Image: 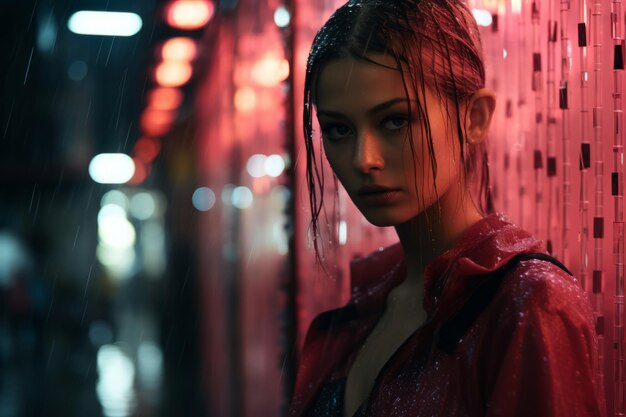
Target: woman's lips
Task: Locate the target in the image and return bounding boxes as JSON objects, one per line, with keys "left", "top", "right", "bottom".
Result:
{"left": 357, "top": 186, "right": 401, "bottom": 206}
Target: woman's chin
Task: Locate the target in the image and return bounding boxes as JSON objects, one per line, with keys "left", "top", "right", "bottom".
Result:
{"left": 361, "top": 212, "right": 407, "bottom": 228}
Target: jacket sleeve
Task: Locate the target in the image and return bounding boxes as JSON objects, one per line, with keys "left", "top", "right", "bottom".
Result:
{"left": 482, "top": 267, "right": 607, "bottom": 417}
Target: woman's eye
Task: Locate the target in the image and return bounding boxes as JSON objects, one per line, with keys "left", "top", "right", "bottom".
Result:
{"left": 383, "top": 116, "right": 409, "bottom": 131}
{"left": 322, "top": 124, "right": 352, "bottom": 140}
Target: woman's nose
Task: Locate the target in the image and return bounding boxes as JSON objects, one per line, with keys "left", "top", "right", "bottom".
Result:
{"left": 353, "top": 131, "right": 385, "bottom": 173}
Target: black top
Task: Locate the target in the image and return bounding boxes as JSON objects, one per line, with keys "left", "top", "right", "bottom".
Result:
{"left": 307, "top": 377, "right": 346, "bottom": 417}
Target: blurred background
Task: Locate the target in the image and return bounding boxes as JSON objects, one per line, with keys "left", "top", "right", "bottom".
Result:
{"left": 0, "top": 0, "right": 624, "bottom": 416}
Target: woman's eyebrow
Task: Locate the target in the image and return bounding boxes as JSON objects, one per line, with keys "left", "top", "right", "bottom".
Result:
{"left": 365, "top": 98, "right": 411, "bottom": 116}
{"left": 317, "top": 98, "right": 411, "bottom": 119}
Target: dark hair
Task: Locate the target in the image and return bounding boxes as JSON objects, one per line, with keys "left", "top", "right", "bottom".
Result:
{"left": 304, "top": 0, "right": 494, "bottom": 259}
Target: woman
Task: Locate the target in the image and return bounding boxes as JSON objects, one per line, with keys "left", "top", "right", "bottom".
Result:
{"left": 289, "top": 1, "right": 606, "bottom": 416}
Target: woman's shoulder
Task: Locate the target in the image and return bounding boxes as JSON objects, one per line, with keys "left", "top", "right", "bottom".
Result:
{"left": 492, "top": 256, "right": 594, "bottom": 329}
{"left": 476, "top": 257, "right": 605, "bottom": 416}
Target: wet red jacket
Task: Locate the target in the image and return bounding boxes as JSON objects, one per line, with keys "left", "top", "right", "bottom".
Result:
{"left": 289, "top": 214, "right": 606, "bottom": 417}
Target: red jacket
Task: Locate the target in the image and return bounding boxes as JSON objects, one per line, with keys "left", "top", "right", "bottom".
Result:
{"left": 289, "top": 214, "right": 606, "bottom": 416}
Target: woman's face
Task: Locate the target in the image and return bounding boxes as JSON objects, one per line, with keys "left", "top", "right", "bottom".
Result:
{"left": 315, "top": 54, "right": 464, "bottom": 227}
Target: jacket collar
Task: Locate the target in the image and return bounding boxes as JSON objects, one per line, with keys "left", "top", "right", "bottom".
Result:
{"left": 348, "top": 213, "right": 545, "bottom": 319}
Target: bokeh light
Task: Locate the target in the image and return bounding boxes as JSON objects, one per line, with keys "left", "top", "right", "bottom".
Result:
{"left": 234, "top": 87, "right": 257, "bottom": 112}
{"left": 192, "top": 187, "right": 216, "bottom": 211}
{"left": 165, "top": 0, "right": 214, "bottom": 30}
{"left": 231, "top": 186, "right": 253, "bottom": 209}
{"left": 472, "top": 8, "right": 493, "bottom": 27}
{"left": 68, "top": 11, "right": 143, "bottom": 37}
{"left": 98, "top": 213, "right": 136, "bottom": 250}
{"left": 148, "top": 87, "right": 183, "bottom": 111}
{"left": 129, "top": 192, "right": 157, "bottom": 220}
{"left": 137, "top": 342, "right": 163, "bottom": 391}
{"left": 246, "top": 154, "right": 267, "bottom": 178}
{"left": 154, "top": 61, "right": 193, "bottom": 87}
{"left": 128, "top": 159, "right": 150, "bottom": 185}
{"left": 68, "top": 60, "right": 88, "bottom": 81}
{"left": 140, "top": 108, "right": 176, "bottom": 136}
{"left": 96, "top": 245, "right": 137, "bottom": 279}
{"left": 251, "top": 55, "right": 290, "bottom": 87}
{"left": 264, "top": 154, "right": 285, "bottom": 177}
{"left": 101, "top": 190, "right": 130, "bottom": 210}
{"left": 89, "top": 154, "right": 135, "bottom": 184}
{"left": 274, "top": 6, "right": 291, "bottom": 28}
{"left": 96, "top": 344, "right": 137, "bottom": 416}
{"left": 98, "top": 204, "right": 127, "bottom": 224}
{"left": 161, "top": 37, "right": 197, "bottom": 61}
{"left": 134, "top": 137, "right": 161, "bottom": 163}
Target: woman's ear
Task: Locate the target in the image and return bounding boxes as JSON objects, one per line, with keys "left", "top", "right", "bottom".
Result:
{"left": 464, "top": 88, "right": 496, "bottom": 145}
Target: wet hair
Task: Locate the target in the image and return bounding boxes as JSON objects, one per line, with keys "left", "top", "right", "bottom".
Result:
{"left": 304, "top": 0, "right": 494, "bottom": 259}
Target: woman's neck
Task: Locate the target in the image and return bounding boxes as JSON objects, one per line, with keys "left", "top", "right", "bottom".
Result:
{"left": 394, "top": 182, "right": 484, "bottom": 290}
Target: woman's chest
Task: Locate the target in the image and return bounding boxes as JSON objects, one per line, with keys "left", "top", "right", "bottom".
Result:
{"left": 344, "top": 311, "right": 427, "bottom": 416}
{"left": 305, "top": 310, "right": 491, "bottom": 417}
{"left": 353, "top": 319, "right": 487, "bottom": 417}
